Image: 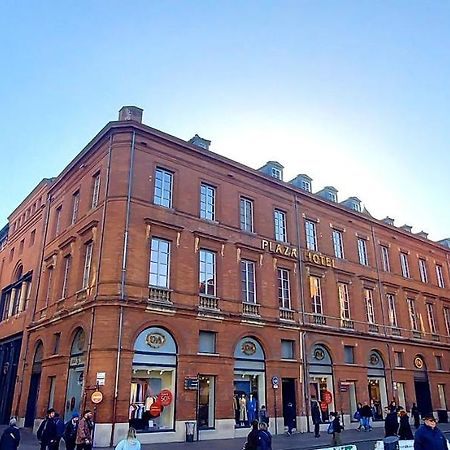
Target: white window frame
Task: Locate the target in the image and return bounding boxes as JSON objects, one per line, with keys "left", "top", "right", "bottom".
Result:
{"left": 71, "top": 191, "right": 80, "bottom": 225}
{"left": 332, "top": 229, "right": 344, "bottom": 259}
{"left": 239, "top": 197, "right": 254, "bottom": 233}
{"left": 309, "top": 276, "right": 323, "bottom": 315}
{"left": 200, "top": 183, "right": 216, "bottom": 221}
{"left": 301, "top": 180, "right": 311, "bottom": 192}
{"left": 271, "top": 167, "right": 282, "bottom": 179}
{"left": 61, "top": 255, "right": 71, "bottom": 299}
{"left": 426, "top": 303, "right": 437, "bottom": 334}
{"left": 91, "top": 172, "right": 101, "bottom": 209}
{"left": 274, "top": 209, "right": 287, "bottom": 242}
{"left": 45, "top": 267, "right": 54, "bottom": 307}
{"left": 149, "top": 238, "right": 171, "bottom": 289}
{"left": 436, "top": 265, "right": 445, "bottom": 288}
{"left": 380, "top": 245, "right": 390, "bottom": 272}
{"left": 444, "top": 307, "right": 450, "bottom": 336}
{"left": 357, "top": 238, "right": 368, "bottom": 266}
{"left": 407, "top": 298, "right": 419, "bottom": 331}
{"left": 328, "top": 191, "right": 337, "bottom": 202}
{"left": 154, "top": 167, "right": 173, "bottom": 208}
{"left": 338, "top": 282, "right": 351, "bottom": 320}
{"left": 277, "top": 268, "right": 291, "bottom": 309}
{"left": 241, "top": 259, "right": 256, "bottom": 304}
{"left": 419, "top": 259, "right": 428, "bottom": 283}
{"left": 55, "top": 206, "right": 62, "bottom": 236}
{"left": 400, "top": 252, "right": 410, "bottom": 278}
{"left": 305, "top": 220, "right": 317, "bottom": 251}
{"left": 364, "top": 288, "right": 376, "bottom": 324}
{"left": 387, "top": 294, "right": 398, "bottom": 328}
{"left": 82, "top": 242, "right": 93, "bottom": 289}
{"left": 438, "top": 384, "right": 447, "bottom": 409}
{"left": 199, "top": 249, "right": 216, "bottom": 297}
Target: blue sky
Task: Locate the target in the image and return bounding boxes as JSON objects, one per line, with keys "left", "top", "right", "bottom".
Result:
{"left": 0, "top": 1, "right": 449, "bottom": 240}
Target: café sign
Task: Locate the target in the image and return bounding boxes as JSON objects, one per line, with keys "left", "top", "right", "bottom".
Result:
{"left": 305, "top": 251, "right": 336, "bottom": 268}
{"left": 261, "top": 239, "right": 298, "bottom": 258}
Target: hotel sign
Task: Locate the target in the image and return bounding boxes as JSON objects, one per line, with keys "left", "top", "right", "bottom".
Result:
{"left": 305, "top": 251, "right": 336, "bottom": 268}
{"left": 261, "top": 239, "right": 298, "bottom": 258}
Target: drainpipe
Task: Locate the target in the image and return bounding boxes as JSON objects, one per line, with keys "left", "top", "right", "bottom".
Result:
{"left": 110, "top": 130, "right": 135, "bottom": 446}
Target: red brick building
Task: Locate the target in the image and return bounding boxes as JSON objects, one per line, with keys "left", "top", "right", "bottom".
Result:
{"left": 0, "top": 106, "right": 449, "bottom": 445}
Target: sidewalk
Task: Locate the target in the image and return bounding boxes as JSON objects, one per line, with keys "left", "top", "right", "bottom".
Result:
{"left": 1, "top": 423, "right": 449, "bottom": 450}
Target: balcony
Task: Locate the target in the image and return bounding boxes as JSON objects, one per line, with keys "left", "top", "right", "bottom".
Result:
{"left": 340, "top": 319, "right": 354, "bottom": 330}
{"left": 242, "top": 302, "right": 260, "bottom": 317}
{"left": 148, "top": 286, "right": 172, "bottom": 303}
{"left": 390, "top": 327, "right": 402, "bottom": 336}
{"left": 279, "top": 308, "right": 295, "bottom": 322}
{"left": 412, "top": 331, "right": 422, "bottom": 339}
{"left": 198, "top": 295, "right": 220, "bottom": 311}
{"left": 309, "top": 314, "right": 327, "bottom": 325}
{"left": 432, "top": 334, "right": 440, "bottom": 342}
{"left": 368, "top": 323, "right": 379, "bottom": 333}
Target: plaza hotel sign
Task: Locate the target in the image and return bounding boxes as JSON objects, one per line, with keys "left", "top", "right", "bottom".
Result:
{"left": 305, "top": 251, "right": 336, "bottom": 268}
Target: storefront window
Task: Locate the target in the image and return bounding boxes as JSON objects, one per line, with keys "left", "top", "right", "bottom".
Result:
{"left": 198, "top": 375, "right": 215, "bottom": 429}
{"left": 130, "top": 327, "right": 176, "bottom": 433}
{"left": 367, "top": 350, "right": 387, "bottom": 420}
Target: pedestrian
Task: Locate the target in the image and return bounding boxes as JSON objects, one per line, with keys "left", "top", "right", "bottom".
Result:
{"left": 330, "top": 411, "right": 343, "bottom": 447}
{"left": 411, "top": 403, "right": 421, "bottom": 429}
{"left": 258, "top": 422, "right": 272, "bottom": 450}
{"left": 311, "top": 397, "right": 322, "bottom": 438}
{"left": 384, "top": 406, "right": 399, "bottom": 437}
{"left": 414, "top": 413, "right": 448, "bottom": 450}
{"left": 398, "top": 409, "right": 413, "bottom": 440}
{"left": 54, "top": 413, "right": 65, "bottom": 449}
{"left": 360, "top": 401, "right": 373, "bottom": 431}
{"left": 258, "top": 405, "right": 269, "bottom": 426}
{"left": 75, "top": 410, "right": 94, "bottom": 450}
{"left": 114, "top": 427, "right": 141, "bottom": 450}
{"left": 37, "top": 408, "right": 58, "bottom": 450}
{"left": 355, "top": 402, "right": 363, "bottom": 431}
{"left": 63, "top": 412, "right": 80, "bottom": 450}
{"left": 284, "top": 402, "right": 296, "bottom": 435}
{"left": 242, "top": 420, "right": 259, "bottom": 450}
{"left": 0, "top": 417, "right": 21, "bottom": 450}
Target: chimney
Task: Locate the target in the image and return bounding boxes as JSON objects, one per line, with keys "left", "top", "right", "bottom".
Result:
{"left": 188, "top": 134, "right": 211, "bottom": 150}
{"left": 118, "top": 106, "right": 143, "bottom": 123}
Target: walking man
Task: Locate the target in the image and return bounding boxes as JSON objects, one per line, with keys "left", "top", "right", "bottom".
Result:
{"left": 76, "top": 410, "right": 94, "bottom": 450}
{"left": 414, "top": 414, "right": 448, "bottom": 450}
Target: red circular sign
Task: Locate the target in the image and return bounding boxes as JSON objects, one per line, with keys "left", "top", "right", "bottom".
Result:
{"left": 158, "top": 389, "right": 173, "bottom": 407}
{"left": 322, "top": 390, "right": 333, "bottom": 404}
{"left": 320, "top": 401, "right": 328, "bottom": 412}
{"left": 149, "top": 403, "right": 162, "bottom": 417}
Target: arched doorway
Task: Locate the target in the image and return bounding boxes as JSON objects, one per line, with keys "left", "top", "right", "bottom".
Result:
{"left": 308, "top": 344, "right": 335, "bottom": 423}
{"left": 65, "top": 328, "right": 86, "bottom": 418}
{"left": 367, "top": 350, "right": 388, "bottom": 420}
{"left": 233, "top": 337, "right": 266, "bottom": 428}
{"left": 25, "top": 341, "right": 43, "bottom": 427}
{"left": 129, "top": 327, "right": 177, "bottom": 432}
{"left": 413, "top": 355, "right": 432, "bottom": 416}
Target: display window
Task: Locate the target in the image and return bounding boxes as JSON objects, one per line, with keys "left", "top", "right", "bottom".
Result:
{"left": 367, "top": 350, "right": 387, "bottom": 421}
{"left": 65, "top": 328, "right": 85, "bottom": 419}
{"left": 198, "top": 375, "right": 215, "bottom": 429}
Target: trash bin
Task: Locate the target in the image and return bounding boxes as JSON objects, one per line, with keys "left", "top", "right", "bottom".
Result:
{"left": 383, "top": 436, "right": 399, "bottom": 450}
{"left": 437, "top": 410, "right": 448, "bottom": 423}
{"left": 185, "top": 421, "right": 196, "bottom": 442}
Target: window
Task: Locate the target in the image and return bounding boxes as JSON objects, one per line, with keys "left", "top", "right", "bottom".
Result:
{"left": 91, "top": 172, "right": 101, "bottom": 208}
{"left": 387, "top": 294, "right": 398, "bottom": 327}
{"left": 19, "top": 239, "right": 24, "bottom": 254}
{"left": 380, "top": 246, "right": 390, "bottom": 272}
{"left": 419, "top": 259, "right": 428, "bottom": 283}
{"left": 61, "top": 255, "right": 72, "bottom": 299}
{"left": 274, "top": 209, "right": 287, "bottom": 242}
{"left": 154, "top": 168, "right": 173, "bottom": 208}
{"left": 328, "top": 191, "right": 337, "bottom": 202}
{"left": 426, "top": 303, "right": 437, "bottom": 334}
{"left": 444, "top": 307, "right": 450, "bottom": 336}
{"left": 436, "top": 356, "right": 443, "bottom": 371}
{"left": 357, "top": 238, "right": 368, "bottom": 266}
{"left": 301, "top": 180, "right": 311, "bottom": 192}
{"left": 55, "top": 206, "right": 62, "bottom": 236}
{"left": 45, "top": 267, "right": 54, "bottom": 306}
{"left": 53, "top": 333, "right": 61, "bottom": 355}
{"left": 394, "top": 351, "right": 404, "bottom": 367}
{"left": 407, "top": 298, "right": 419, "bottom": 331}
{"left": 71, "top": 191, "right": 80, "bottom": 225}
{"left": 344, "top": 346, "right": 355, "bottom": 364}
{"left": 281, "top": 340, "right": 295, "bottom": 359}
{"left": 82, "top": 242, "right": 93, "bottom": 289}
{"left": 305, "top": 220, "right": 317, "bottom": 251}
{"left": 271, "top": 167, "right": 282, "bottom": 179}
{"left": 332, "top": 230, "right": 344, "bottom": 259}
{"left": 199, "top": 331, "right": 216, "bottom": 354}
{"left": 436, "top": 265, "right": 445, "bottom": 288}
{"left": 338, "top": 283, "right": 350, "bottom": 319}
{"left": 48, "top": 376, "right": 56, "bottom": 409}
{"left": 198, "top": 375, "right": 215, "bottom": 429}
{"left": 364, "top": 288, "right": 375, "bottom": 324}
{"left": 200, "top": 183, "right": 215, "bottom": 221}
{"left": 438, "top": 384, "right": 447, "bottom": 410}
{"left": 240, "top": 197, "right": 254, "bottom": 232}
{"left": 309, "top": 276, "right": 323, "bottom": 315}
{"left": 30, "top": 229, "right": 36, "bottom": 246}
{"left": 400, "top": 252, "right": 410, "bottom": 278}
{"left": 149, "top": 238, "right": 170, "bottom": 288}
{"left": 241, "top": 260, "right": 256, "bottom": 304}
{"left": 199, "top": 249, "right": 216, "bottom": 296}
{"left": 277, "top": 268, "right": 291, "bottom": 309}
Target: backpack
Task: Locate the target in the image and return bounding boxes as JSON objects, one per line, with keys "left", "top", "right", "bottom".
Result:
{"left": 327, "top": 422, "right": 334, "bottom": 434}
{"left": 353, "top": 411, "right": 361, "bottom": 420}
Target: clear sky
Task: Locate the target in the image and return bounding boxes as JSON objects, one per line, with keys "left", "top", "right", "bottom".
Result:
{"left": 0, "top": 0, "right": 449, "bottom": 241}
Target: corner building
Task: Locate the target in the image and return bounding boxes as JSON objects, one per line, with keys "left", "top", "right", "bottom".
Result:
{"left": 1, "top": 107, "right": 449, "bottom": 445}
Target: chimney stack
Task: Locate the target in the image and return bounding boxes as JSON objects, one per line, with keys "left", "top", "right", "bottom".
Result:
{"left": 118, "top": 106, "right": 143, "bottom": 123}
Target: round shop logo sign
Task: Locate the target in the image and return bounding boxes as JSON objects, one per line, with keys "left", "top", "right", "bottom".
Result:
{"left": 241, "top": 341, "right": 257, "bottom": 356}
{"left": 414, "top": 356, "right": 424, "bottom": 369}
{"left": 146, "top": 332, "right": 166, "bottom": 348}
{"left": 313, "top": 348, "right": 325, "bottom": 361}
{"left": 370, "top": 353, "right": 380, "bottom": 366}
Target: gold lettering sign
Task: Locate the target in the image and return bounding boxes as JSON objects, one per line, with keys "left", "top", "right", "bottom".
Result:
{"left": 261, "top": 240, "right": 298, "bottom": 259}
{"left": 305, "top": 251, "right": 336, "bottom": 268}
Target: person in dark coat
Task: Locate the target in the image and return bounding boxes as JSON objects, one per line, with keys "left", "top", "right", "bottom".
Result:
{"left": 243, "top": 420, "right": 259, "bottom": 450}
{"left": 63, "top": 412, "right": 80, "bottom": 450}
{"left": 258, "top": 405, "right": 269, "bottom": 426}
{"left": 311, "top": 397, "right": 322, "bottom": 438}
{"left": 258, "top": 422, "right": 272, "bottom": 450}
{"left": 384, "top": 407, "right": 399, "bottom": 437}
{"left": 0, "top": 417, "right": 21, "bottom": 450}
{"left": 414, "top": 414, "right": 448, "bottom": 450}
{"left": 54, "top": 413, "right": 65, "bottom": 449}
{"left": 411, "top": 403, "right": 421, "bottom": 429}
{"left": 37, "top": 408, "right": 58, "bottom": 450}
{"left": 360, "top": 401, "right": 373, "bottom": 431}
{"left": 398, "top": 409, "right": 414, "bottom": 440}
{"left": 330, "top": 412, "right": 343, "bottom": 447}
{"left": 284, "top": 402, "right": 296, "bottom": 435}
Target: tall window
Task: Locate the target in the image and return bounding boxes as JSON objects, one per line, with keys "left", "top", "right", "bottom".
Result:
{"left": 199, "top": 249, "right": 216, "bottom": 296}
{"left": 274, "top": 209, "right": 287, "bottom": 242}
{"left": 309, "top": 276, "right": 323, "bottom": 315}
{"left": 436, "top": 265, "right": 445, "bottom": 288}
{"left": 277, "top": 268, "right": 291, "bottom": 309}
{"left": 400, "top": 252, "right": 410, "bottom": 278}
{"left": 407, "top": 298, "right": 419, "bottom": 331}
{"left": 344, "top": 346, "right": 355, "bottom": 364}
{"left": 438, "top": 384, "right": 447, "bottom": 410}
{"left": 394, "top": 352, "right": 404, "bottom": 367}
{"left": 426, "top": 303, "right": 437, "bottom": 334}
{"left": 200, "top": 183, "right": 215, "bottom": 220}
{"left": 444, "top": 307, "right": 450, "bottom": 336}
{"left": 364, "top": 288, "right": 375, "bottom": 324}
{"left": 338, "top": 283, "right": 351, "bottom": 320}
{"left": 61, "top": 255, "right": 72, "bottom": 299}
{"left": 332, "top": 230, "right": 344, "bottom": 259}
{"left": 45, "top": 267, "right": 54, "bottom": 306}
{"left": 154, "top": 168, "right": 173, "bottom": 208}
{"left": 55, "top": 206, "right": 62, "bottom": 236}
{"left": 240, "top": 197, "right": 254, "bottom": 232}
{"left": 417, "top": 258, "right": 428, "bottom": 283}
{"left": 357, "top": 238, "right": 368, "bottom": 266}
{"left": 82, "top": 242, "right": 93, "bottom": 289}
{"left": 149, "top": 238, "right": 170, "bottom": 288}
{"left": 71, "top": 191, "right": 80, "bottom": 225}
{"left": 387, "top": 294, "right": 398, "bottom": 327}
{"left": 91, "top": 172, "right": 101, "bottom": 208}
{"left": 241, "top": 260, "right": 256, "bottom": 303}
{"left": 305, "top": 220, "right": 317, "bottom": 251}
{"left": 380, "top": 245, "right": 390, "bottom": 272}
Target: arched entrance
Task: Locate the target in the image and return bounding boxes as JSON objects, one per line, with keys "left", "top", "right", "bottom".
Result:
{"left": 367, "top": 350, "right": 388, "bottom": 420}
{"left": 233, "top": 337, "right": 266, "bottom": 428}
{"left": 308, "top": 344, "right": 335, "bottom": 423}
{"left": 24, "top": 341, "right": 43, "bottom": 427}
{"left": 413, "top": 355, "right": 432, "bottom": 416}
{"left": 129, "top": 327, "right": 177, "bottom": 432}
{"left": 65, "top": 328, "right": 86, "bottom": 418}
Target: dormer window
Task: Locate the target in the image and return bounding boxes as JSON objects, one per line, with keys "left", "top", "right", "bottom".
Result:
{"left": 301, "top": 180, "right": 311, "bottom": 192}
{"left": 328, "top": 191, "right": 337, "bottom": 202}
{"left": 351, "top": 202, "right": 361, "bottom": 212}
{"left": 258, "top": 161, "right": 284, "bottom": 181}
{"left": 271, "top": 167, "right": 282, "bottom": 180}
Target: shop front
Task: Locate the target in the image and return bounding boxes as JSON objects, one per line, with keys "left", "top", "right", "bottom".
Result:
{"left": 367, "top": 350, "right": 388, "bottom": 421}
{"left": 25, "top": 341, "right": 43, "bottom": 427}
{"left": 413, "top": 355, "right": 432, "bottom": 416}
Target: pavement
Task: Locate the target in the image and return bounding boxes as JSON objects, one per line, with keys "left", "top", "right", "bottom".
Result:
{"left": 1, "top": 423, "right": 449, "bottom": 449}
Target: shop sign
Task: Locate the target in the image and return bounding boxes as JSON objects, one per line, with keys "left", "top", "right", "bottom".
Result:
{"left": 414, "top": 356, "right": 424, "bottom": 369}
{"left": 158, "top": 389, "right": 173, "bottom": 406}
{"left": 184, "top": 377, "right": 199, "bottom": 390}
{"left": 261, "top": 240, "right": 298, "bottom": 259}
{"left": 322, "top": 390, "right": 333, "bottom": 404}
{"left": 320, "top": 401, "right": 328, "bottom": 412}
{"left": 69, "top": 355, "right": 85, "bottom": 367}
{"left": 91, "top": 391, "right": 103, "bottom": 404}
{"left": 149, "top": 402, "right": 162, "bottom": 417}
{"left": 146, "top": 332, "right": 166, "bottom": 349}
{"left": 241, "top": 340, "right": 257, "bottom": 356}
{"left": 339, "top": 383, "right": 349, "bottom": 393}
{"left": 305, "top": 251, "right": 336, "bottom": 268}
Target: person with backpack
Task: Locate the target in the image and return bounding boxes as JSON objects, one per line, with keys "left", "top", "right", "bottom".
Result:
{"left": 0, "top": 417, "right": 20, "bottom": 450}
{"left": 329, "top": 411, "right": 343, "bottom": 447}
{"left": 37, "top": 408, "right": 58, "bottom": 450}
{"left": 63, "top": 412, "right": 80, "bottom": 450}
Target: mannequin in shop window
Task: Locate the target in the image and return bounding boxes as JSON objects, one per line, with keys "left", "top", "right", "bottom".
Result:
{"left": 247, "top": 394, "right": 257, "bottom": 424}
{"left": 239, "top": 394, "right": 248, "bottom": 426}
